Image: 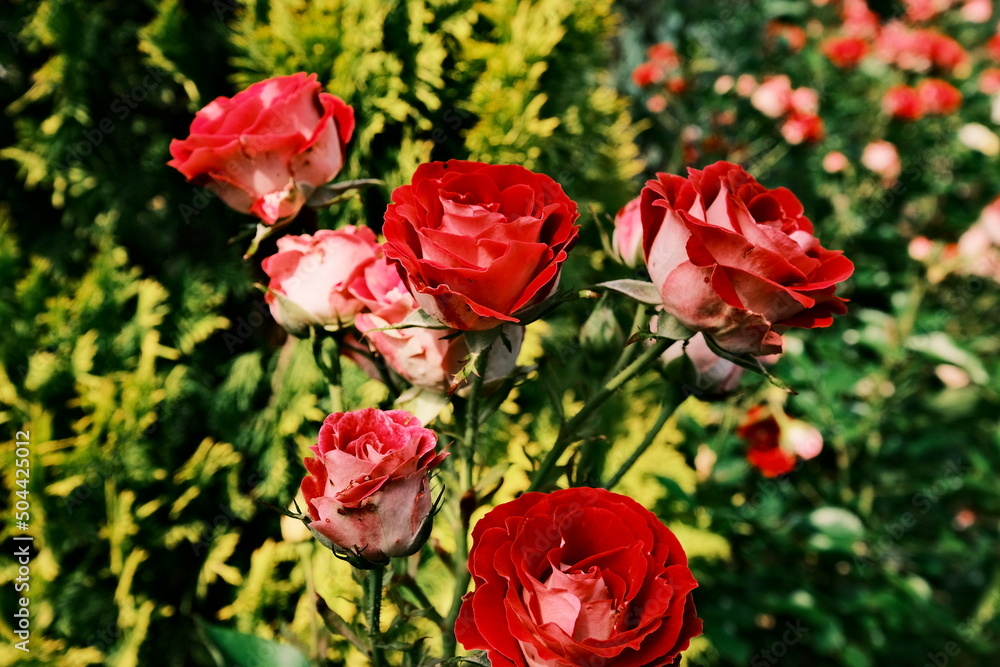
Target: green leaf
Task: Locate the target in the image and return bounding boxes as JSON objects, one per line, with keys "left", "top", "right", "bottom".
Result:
{"left": 306, "top": 179, "right": 383, "bottom": 208}
{"left": 654, "top": 309, "right": 695, "bottom": 341}
{"left": 201, "top": 623, "right": 312, "bottom": 667}
{"left": 597, "top": 279, "right": 662, "bottom": 305}
{"left": 807, "top": 507, "right": 865, "bottom": 553}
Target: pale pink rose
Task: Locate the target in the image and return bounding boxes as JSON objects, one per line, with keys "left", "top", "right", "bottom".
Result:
{"left": 714, "top": 75, "right": 735, "bottom": 94}
{"left": 301, "top": 409, "right": 447, "bottom": 564}
{"left": 909, "top": 236, "right": 935, "bottom": 261}
{"left": 646, "top": 94, "right": 668, "bottom": 113}
{"left": 957, "top": 197, "right": 1000, "bottom": 280}
{"left": 780, "top": 419, "right": 824, "bottom": 460}
{"left": 611, "top": 197, "right": 644, "bottom": 267}
{"left": 751, "top": 75, "right": 793, "bottom": 118}
{"left": 351, "top": 256, "right": 522, "bottom": 393}
{"left": 789, "top": 87, "right": 820, "bottom": 115}
{"left": 961, "top": 0, "right": 993, "bottom": 22}
{"left": 861, "top": 140, "right": 902, "bottom": 185}
{"left": 736, "top": 74, "right": 758, "bottom": 97}
{"left": 261, "top": 226, "right": 379, "bottom": 334}
{"left": 823, "top": 151, "right": 849, "bottom": 173}
{"left": 169, "top": 73, "right": 354, "bottom": 225}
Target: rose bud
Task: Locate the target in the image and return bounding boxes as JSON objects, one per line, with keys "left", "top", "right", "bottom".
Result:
{"left": 861, "top": 140, "right": 902, "bottom": 185}
{"left": 168, "top": 73, "right": 355, "bottom": 225}
{"left": 350, "top": 255, "right": 523, "bottom": 393}
{"left": 661, "top": 331, "right": 745, "bottom": 398}
{"left": 823, "top": 151, "right": 849, "bottom": 174}
{"left": 382, "top": 160, "right": 580, "bottom": 331}
{"left": 261, "top": 226, "right": 379, "bottom": 335}
{"left": 456, "top": 487, "right": 702, "bottom": 667}
{"left": 916, "top": 78, "right": 963, "bottom": 115}
{"left": 640, "top": 161, "right": 854, "bottom": 355}
{"left": 610, "top": 197, "right": 644, "bottom": 267}
{"left": 301, "top": 409, "right": 447, "bottom": 565}
{"left": 822, "top": 36, "right": 869, "bottom": 68}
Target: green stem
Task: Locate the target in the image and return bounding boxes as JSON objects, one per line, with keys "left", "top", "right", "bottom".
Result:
{"left": 604, "top": 391, "right": 679, "bottom": 489}
{"left": 605, "top": 301, "right": 647, "bottom": 382}
{"left": 528, "top": 338, "right": 673, "bottom": 493}
{"left": 311, "top": 327, "right": 344, "bottom": 413}
{"left": 441, "top": 349, "right": 489, "bottom": 658}
{"left": 367, "top": 566, "right": 386, "bottom": 667}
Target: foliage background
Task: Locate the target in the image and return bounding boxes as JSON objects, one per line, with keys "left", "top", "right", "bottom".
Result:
{"left": 1, "top": 0, "right": 998, "bottom": 666}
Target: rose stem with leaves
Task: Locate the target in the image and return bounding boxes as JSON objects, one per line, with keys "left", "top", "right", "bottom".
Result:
{"left": 368, "top": 565, "right": 387, "bottom": 667}
{"left": 310, "top": 326, "right": 344, "bottom": 413}
{"left": 441, "top": 348, "right": 489, "bottom": 658}
{"left": 604, "top": 386, "right": 681, "bottom": 489}
{"left": 528, "top": 337, "right": 674, "bottom": 493}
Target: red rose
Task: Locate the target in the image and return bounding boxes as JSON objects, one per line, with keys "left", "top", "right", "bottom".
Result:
{"left": 301, "top": 409, "right": 447, "bottom": 564}
{"left": 632, "top": 62, "right": 666, "bottom": 87}
{"left": 916, "top": 78, "right": 963, "bottom": 115}
{"left": 821, "top": 36, "right": 869, "bottom": 68}
{"left": 780, "top": 111, "right": 825, "bottom": 145}
{"left": 382, "top": 160, "right": 579, "bottom": 331}
{"left": 883, "top": 84, "right": 925, "bottom": 121}
{"left": 988, "top": 35, "right": 1000, "bottom": 63}
{"left": 261, "top": 226, "right": 379, "bottom": 335}
{"left": 168, "top": 73, "right": 354, "bottom": 225}
{"left": 738, "top": 405, "right": 823, "bottom": 477}
{"left": 350, "top": 255, "right": 523, "bottom": 393}
{"left": 456, "top": 487, "right": 702, "bottom": 667}
{"left": 641, "top": 161, "right": 854, "bottom": 355}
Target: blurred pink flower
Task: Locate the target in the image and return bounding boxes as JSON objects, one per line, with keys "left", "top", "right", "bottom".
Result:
{"left": 862, "top": 140, "right": 902, "bottom": 184}
{"left": 823, "top": 151, "right": 849, "bottom": 173}
{"left": 751, "top": 75, "right": 793, "bottom": 118}
{"left": 961, "top": 0, "right": 993, "bottom": 22}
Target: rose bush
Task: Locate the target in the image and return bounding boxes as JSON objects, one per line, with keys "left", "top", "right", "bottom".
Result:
{"left": 261, "top": 226, "right": 379, "bottom": 334}
{"left": 300, "top": 408, "right": 447, "bottom": 564}
{"left": 382, "top": 160, "right": 579, "bottom": 331}
{"left": 640, "top": 161, "right": 854, "bottom": 355}
{"left": 456, "top": 487, "right": 702, "bottom": 667}
{"left": 168, "top": 72, "right": 354, "bottom": 225}
{"left": 350, "top": 255, "right": 523, "bottom": 393}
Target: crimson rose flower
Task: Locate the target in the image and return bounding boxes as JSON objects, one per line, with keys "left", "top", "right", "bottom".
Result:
{"left": 456, "top": 487, "right": 702, "bottom": 667}
{"left": 168, "top": 73, "right": 354, "bottom": 225}
{"left": 641, "top": 161, "right": 854, "bottom": 355}
{"left": 301, "top": 409, "right": 447, "bottom": 564}
{"left": 382, "top": 160, "right": 579, "bottom": 331}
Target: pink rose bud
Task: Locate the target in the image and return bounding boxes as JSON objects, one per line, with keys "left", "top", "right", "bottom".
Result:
{"left": 261, "top": 226, "right": 379, "bottom": 335}
{"left": 823, "top": 151, "right": 849, "bottom": 174}
{"left": 168, "top": 73, "right": 355, "bottom": 225}
{"left": 351, "top": 256, "right": 523, "bottom": 393}
{"left": 301, "top": 409, "right": 447, "bottom": 565}
{"left": 962, "top": 0, "right": 993, "bottom": 22}
{"left": 789, "top": 87, "right": 819, "bottom": 115}
{"left": 780, "top": 419, "right": 824, "bottom": 460}
{"left": 908, "top": 236, "right": 935, "bottom": 261}
{"left": 660, "top": 332, "right": 745, "bottom": 397}
{"left": 735, "top": 74, "right": 758, "bottom": 97}
{"left": 640, "top": 162, "right": 854, "bottom": 355}
{"left": 611, "top": 197, "right": 644, "bottom": 267}
{"left": 750, "top": 75, "right": 793, "bottom": 118}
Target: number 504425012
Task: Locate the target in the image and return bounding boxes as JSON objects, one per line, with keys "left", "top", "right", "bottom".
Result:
{"left": 14, "top": 431, "right": 30, "bottom": 530}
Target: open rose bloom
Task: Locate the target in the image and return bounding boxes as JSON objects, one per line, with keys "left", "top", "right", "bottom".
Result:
{"left": 383, "top": 160, "right": 579, "bottom": 331}
{"left": 738, "top": 405, "right": 823, "bottom": 477}
{"left": 456, "top": 487, "right": 702, "bottom": 667}
{"left": 641, "top": 161, "right": 854, "bottom": 355}
{"left": 301, "top": 409, "right": 447, "bottom": 564}
{"left": 168, "top": 73, "right": 354, "bottom": 225}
